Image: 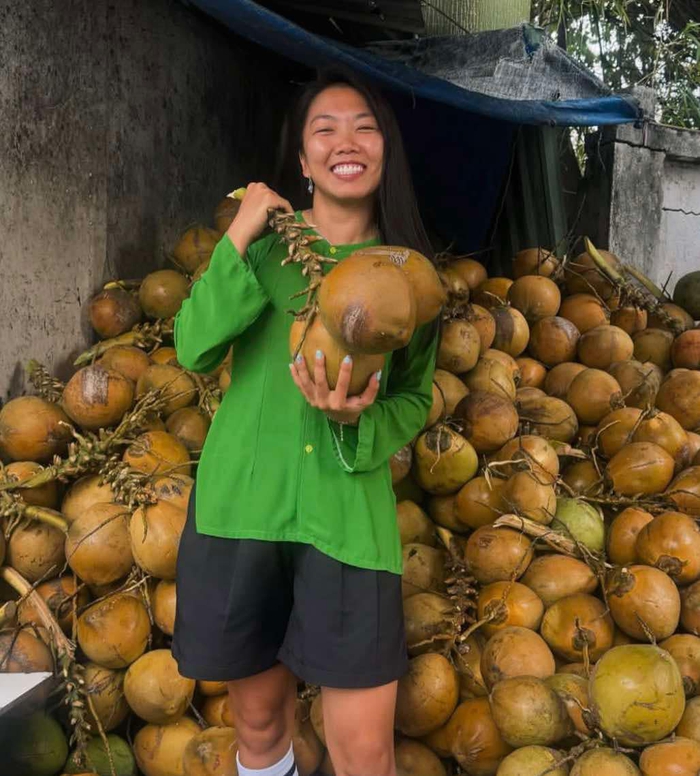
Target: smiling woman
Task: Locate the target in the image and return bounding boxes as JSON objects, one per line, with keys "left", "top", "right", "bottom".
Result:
{"left": 172, "top": 69, "right": 439, "bottom": 776}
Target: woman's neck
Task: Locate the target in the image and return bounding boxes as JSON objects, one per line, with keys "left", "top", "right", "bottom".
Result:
{"left": 304, "top": 196, "right": 378, "bottom": 246}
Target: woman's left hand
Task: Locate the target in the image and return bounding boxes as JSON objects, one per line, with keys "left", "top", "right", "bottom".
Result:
{"left": 290, "top": 352, "right": 381, "bottom": 425}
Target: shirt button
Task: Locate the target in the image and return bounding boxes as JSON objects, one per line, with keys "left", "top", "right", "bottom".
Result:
{"left": 329, "top": 246, "right": 337, "bottom": 255}
{"left": 305, "top": 444, "right": 314, "bottom": 454}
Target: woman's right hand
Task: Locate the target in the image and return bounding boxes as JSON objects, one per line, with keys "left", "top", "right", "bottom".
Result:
{"left": 227, "top": 182, "right": 294, "bottom": 256}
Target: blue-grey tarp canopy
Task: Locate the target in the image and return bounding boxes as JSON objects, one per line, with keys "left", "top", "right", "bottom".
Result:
{"left": 183, "top": 0, "right": 641, "bottom": 250}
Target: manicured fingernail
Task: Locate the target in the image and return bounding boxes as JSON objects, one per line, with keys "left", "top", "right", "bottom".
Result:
{"left": 316, "top": 350, "right": 323, "bottom": 360}
{"left": 296, "top": 354, "right": 303, "bottom": 363}
{"left": 376, "top": 370, "right": 382, "bottom": 381}
{"left": 343, "top": 355, "right": 352, "bottom": 364}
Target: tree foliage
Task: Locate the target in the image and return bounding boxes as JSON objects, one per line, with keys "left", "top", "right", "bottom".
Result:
{"left": 531, "top": 1, "right": 700, "bottom": 128}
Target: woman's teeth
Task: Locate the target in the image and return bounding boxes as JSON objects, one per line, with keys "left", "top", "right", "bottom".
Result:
{"left": 333, "top": 164, "right": 364, "bottom": 176}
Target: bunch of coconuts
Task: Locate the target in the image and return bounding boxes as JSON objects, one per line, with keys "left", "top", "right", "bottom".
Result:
{"left": 2, "top": 189, "right": 700, "bottom": 776}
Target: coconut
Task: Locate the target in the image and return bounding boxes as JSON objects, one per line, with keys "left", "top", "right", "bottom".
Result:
{"left": 490, "top": 435, "right": 559, "bottom": 484}
{"left": 200, "top": 695, "right": 234, "bottom": 728}
{"left": 413, "top": 425, "right": 478, "bottom": 495}
{"left": 543, "top": 363, "right": 586, "bottom": 400}
{"left": 667, "top": 466, "right": 700, "bottom": 516}
{"left": 131, "top": 717, "right": 200, "bottom": 776}
{"left": 139, "top": 269, "right": 189, "bottom": 319}
{"left": 607, "top": 508, "right": 654, "bottom": 566}
{"left": 455, "top": 391, "right": 519, "bottom": 454}
{"left": 515, "top": 357, "right": 547, "bottom": 388}
{"left": 463, "top": 358, "right": 516, "bottom": 401}
{"left": 65, "top": 502, "right": 133, "bottom": 586}
{"left": 465, "top": 526, "right": 533, "bottom": 585}
{"left": 480, "top": 627, "right": 555, "bottom": 689}
{"left": 425, "top": 383, "right": 446, "bottom": 428}
{"left": 152, "top": 580, "right": 177, "bottom": 636}
{"left": 3, "top": 461, "right": 60, "bottom": 508}
{"left": 672, "top": 329, "right": 700, "bottom": 371}
{"left": 454, "top": 476, "right": 507, "bottom": 530}
{"left": 611, "top": 305, "right": 647, "bottom": 335}
{"left": 648, "top": 302, "right": 695, "bottom": 333}
{"left": 64, "top": 733, "right": 136, "bottom": 775}
{"left": 165, "top": 407, "right": 210, "bottom": 453}
{"left": 402, "top": 543, "right": 446, "bottom": 598}
{"left": 0, "top": 396, "right": 72, "bottom": 462}
{"left": 551, "top": 497, "right": 605, "bottom": 554}
{"left": 541, "top": 593, "right": 614, "bottom": 662}
{"left": 0, "top": 629, "right": 54, "bottom": 672}
{"left": 605, "top": 565, "right": 680, "bottom": 641}
{"left": 152, "top": 474, "right": 194, "bottom": 511}
{"left": 477, "top": 581, "right": 544, "bottom": 637}
{"left": 395, "top": 739, "right": 445, "bottom": 776}
{"left": 516, "top": 394, "right": 579, "bottom": 442}
{"left": 683, "top": 582, "right": 700, "bottom": 635}
{"left": 520, "top": 555, "right": 598, "bottom": 607}
{"left": 606, "top": 442, "right": 675, "bottom": 495}
{"left": 130, "top": 501, "right": 186, "bottom": 580}
{"left": 473, "top": 278, "right": 513, "bottom": 309}
{"left": 569, "top": 748, "right": 641, "bottom": 776}
{"left": 394, "top": 473, "right": 427, "bottom": 507}
{"left": 182, "top": 726, "right": 238, "bottom": 776}
{"left": 657, "top": 370, "right": 700, "bottom": 431}
{"left": 507, "top": 276, "right": 561, "bottom": 323}
{"left": 123, "top": 430, "right": 191, "bottom": 477}
{"left": 62, "top": 364, "right": 134, "bottom": 431}
{"left": 528, "top": 316, "right": 580, "bottom": 367}
{"left": 635, "top": 511, "right": 700, "bottom": 585}
{"left": 545, "top": 673, "right": 592, "bottom": 736}
{"left": 318, "top": 252, "right": 416, "bottom": 354}
{"left": 437, "top": 320, "right": 481, "bottom": 374}
{"left": 561, "top": 460, "right": 602, "bottom": 496}
{"left": 150, "top": 347, "right": 179, "bottom": 366}
{"left": 61, "top": 475, "right": 115, "bottom": 524}
{"left": 513, "top": 248, "right": 559, "bottom": 279}
{"left": 197, "top": 680, "right": 227, "bottom": 697}
{"left": 462, "top": 305, "right": 497, "bottom": 354}
{"left": 136, "top": 364, "right": 197, "bottom": 417}
{"left": 391, "top": 446, "right": 413, "bottom": 485}
{"left": 290, "top": 316, "right": 385, "bottom": 396}
{"left": 433, "top": 369, "right": 469, "bottom": 416}
{"left": 6, "top": 519, "right": 66, "bottom": 583}
{"left": 503, "top": 471, "right": 556, "bottom": 525}
{"left": 496, "top": 746, "right": 567, "bottom": 776}
{"left": 632, "top": 329, "right": 674, "bottom": 373}
{"left": 448, "top": 257, "right": 488, "bottom": 289}
{"left": 566, "top": 369, "right": 623, "bottom": 425}
{"left": 427, "top": 495, "right": 463, "bottom": 532}
{"left": 596, "top": 407, "right": 644, "bottom": 458}
{"left": 395, "top": 653, "right": 459, "bottom": 736}
{"left": 674, "top": 271, "right": 700, "bottom": 319}
{"left": 98, "top": 345, "right": 151, "bottom": 384}
{"left": 173, "top": 225, "right": 220, "bottom": 274}
{"left": 397, "top": 501, "right": 435, "bottom": 547}
{"left": 293, "top": 701, "right": 324, "bottom": 776}
{"left": 422, "top": 697, "right": 512, "bottom": 773}
{"left": 3, "top": 712, "right": 69, "bottom": 776}
{"left": 490, "top": 307, "right": 530, "bottom": 357}
{"left": 403, "top": 592, "right": 455, "bottom": 655}
{"left": 565, "top": 249, "right": 621, "bottom": 300}
{"left": 578, "top": 325, "right": 634, "bottom": 370}
{"left": 440, "top": 266, "right": 470, "bottom": 298}
{"left": 18, "top": 575, "right": 90, "bottom": 635}
{"left": 483, "top": 349, "right": 520, "bottom": 380}
{"left": 559, "top": 293, "right": 609, "bottom": 334}
{"left": 83, "top": 662, "right": 129, "bottom": 732}
{"left": 677, "top": 696, "right": 700, "bottom": 742}
{"left": 453, "top": 634, "right": 489, "bottom": 699}
{"left": 77, "top": 593, "right": 151, "bottom": 669}
{"left": 124, "top": 649, "right": 195, "bottom": 724}
{"left": 89, "top": 288, "right": 142, "bottom": 339}
{"left": 609, "top": 359, "right": 663, "bottom": 410}
{"left": 639, "top": 737, "right": 700, "bottom": 776}
{"left": 659, "top": 634, "right": 700, "bottom": 698}
{"left": 490, "top": 675, "right": 571, "bottom": 747}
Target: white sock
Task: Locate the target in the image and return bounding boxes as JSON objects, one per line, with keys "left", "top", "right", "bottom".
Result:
{"left": 236, "top": 743, "right": 299, "bottom": 776}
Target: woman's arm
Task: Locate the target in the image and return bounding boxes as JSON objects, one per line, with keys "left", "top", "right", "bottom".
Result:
{"left": 327, "top": 319, "right": 439, "bottom": 474}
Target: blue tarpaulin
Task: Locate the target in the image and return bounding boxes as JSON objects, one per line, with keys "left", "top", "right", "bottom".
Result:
{"left": 184, "top": 0, "right": 641, "bottom": 251}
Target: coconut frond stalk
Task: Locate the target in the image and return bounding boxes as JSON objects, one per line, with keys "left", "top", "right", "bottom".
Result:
{"left": 435, "top": 526, "right": 478, "bottom": 633}
{"left": 97, "top": 458, "right": 158, "bottom": 509}
{"left": 74, "top": 319, "right": 174, "bottom": 367}
{"left": 228, "top": 189, "right": 332, "bottom": 357}
{"left": 0, "top": 491, "right": 69, "bottom": 533}
{"left": 103, "top": 278, "right": 142, "bottom": 291}
{"left": 26, "top": 360, "right": 65, "bottom": 403}
{"left": 0, "top": 389, "right": 166, "bottom": 493}
{"left": 188, "top": 372, "right": 221, "bottom": 418}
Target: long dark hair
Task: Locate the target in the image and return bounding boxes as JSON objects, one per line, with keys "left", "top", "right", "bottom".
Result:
{"left": 287, "top": 69, "right": 433, "bottom": 260}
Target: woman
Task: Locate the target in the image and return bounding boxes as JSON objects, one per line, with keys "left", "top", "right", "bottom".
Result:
{"left": 173, "top": 70, "right": 439, "bottom": 776}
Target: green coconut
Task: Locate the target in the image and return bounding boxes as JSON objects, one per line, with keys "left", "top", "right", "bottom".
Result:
{"left": 673, "top": 270, "right": 700, "bottom": 321}
{"left": 1, "top": 712, "right": 69, "bottom": 776}
{"left": 551, "top": 497, "right": 605, "bottom": 553}
{"left": 64, "top": 734, "right": 136, "bottom": 776}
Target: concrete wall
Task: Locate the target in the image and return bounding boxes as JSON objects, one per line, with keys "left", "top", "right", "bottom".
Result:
{"left": 0, "top": 0, "right": 290, "bottom": 400}
{"left": 582, "top": 94, "right": 700, "bottom": 296}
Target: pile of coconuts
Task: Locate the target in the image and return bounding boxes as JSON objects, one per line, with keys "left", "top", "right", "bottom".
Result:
{"left": 1, "top": 188, "right": 700, "bottom": 776}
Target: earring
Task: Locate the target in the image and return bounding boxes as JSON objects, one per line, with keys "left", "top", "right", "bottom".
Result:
{"left": 307, "top": 177, "right": 314, "bottom": 194}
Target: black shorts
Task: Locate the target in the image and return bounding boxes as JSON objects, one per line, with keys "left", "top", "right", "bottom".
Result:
{"left": 172, "top": 488, "right": 408, "bottom": 689}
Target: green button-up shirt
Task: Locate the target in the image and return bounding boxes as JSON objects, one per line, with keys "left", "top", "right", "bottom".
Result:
{"left": 174, "top": 213, "right": 438, "bottom": 574}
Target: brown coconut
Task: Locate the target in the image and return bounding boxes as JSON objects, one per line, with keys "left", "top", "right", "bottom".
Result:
{"left": 437, "top": 320, "right": 480, "bottom": 374}
{"left": 543, "top": 362, "right": 587, "bottom": 399}
{"left": 18, "top": 575, "right": 90, "bottom": 635}
{"left": 98, "top": 345, "right": 151, "bottom": 383}
{"left": 465, "top": 526, "right": 533, "bottom": 585}
{"left": 566, "top": 369, "right": 623, "bottom": 425}
{"left": 520, "top": 555, "right": 598, "bottom": 607}
{"left": 596, "top": 407, "right": 644, "bottom": 458}
{"left": 565, "top": 249, "right": 621, "bottom": 300}
{"left": 0, "top": 396, "right": 72, "bottom": 462}
{"left": 62, "top": 364, "right": 134, "bottom": 431}
{"left": 490, "top": 306, "right": 530, "bottom": 357}
{"left": 609, "top": 359, "right": 663, "bottom": 410}
{"left": 636, "top": 510, "right": 700, "bottom": 585}
{"left": 397, "top": 501, "right": 435, "bottom": 547}
{"left": 606, "top": 507, "right": 654, "bottom": 566}
{"left": 659, "top": 634, "right": 700, "bottom": 698}
{"left": 153, "top": 580, "right": 177, "bottom": 636}
{"left": 165, "top": 406, "right": 210, "bottom": 453}
{"left": 507, "top": 276, "right": 561, "bottom": 323}
{"left": 455, "top": 391, "right": 519, "bottom": 454}
{"left": 173, "top": 225, "right": 220, "bottom": 273}
{"left": 412, "top": 425, "right": 478, "bottom": 495}
{"left": 61, "top": 475, "right": 115, "bottom": 524}
{"left": 477, "top": 581, "right": 544, "bottom": 638}
{"left": 667, "top": 466, "right": 700, "bottom": 516}
{"left": 480, "top": 627, "right": 555, "bottom": 689}
{"left": 89, "top": 288, "right": 142, "bottom": 338}
{"left": 513, "top": 248, "right": 559, "bottom": 279}
{"left": 606, "top": 442, "right": 675, "bottom": 495}
{"left": 657, "top": 370, "right": 700, "bottom": 431}
{"left": 136, "top": 364, "right": 197, "bottom": 417}
{"left": 134, "top": 717, "right": 202, "bottom": 776}
{"left": 139, "top": 269, "right": 189, "bottom": 319}
{"left": 672, "top": 329, "right": 700, "bottom": 370}
{"left": 473, "top": 278, "right": 513, "bottom": 309}
{"left": 545, "top": 673, "right": 592, "bottom": 736}
{"left": 515, "top": 357, "right": 547, "bottom": 388}
{"left": 490, "top": 435, "right": 559, "bottom": 484}
{"left": 540, "top": 593, "right": 614, "bottom": 662}
{"left": 123, "top": 430, "right": 191, "bottom": 477}
{"left": 504, "top": 471, "right": 556, "bottom": 525}
{"left": 558, "top": 293, "right": 609, "bottom": 334}
{"left": 130, "top": 502, "right": 186, "bottom": 580}
{"left": 561, "top": 460, "right": 603, "bottom": 496}
{"left": 648, "top": 302, "right": 695, "bottom": 332}
{"left": 83, "top": 662, "right": 130, "bottom": 732}
{"left": 454, "top": 476, "right": 507, "bottom": 530}
{"left": 7, "top": 519, "right": 66, "bottom": 583}
{"left": 182, "top": 726, "right": 238, "bottom": 776}
{"left": 463, "top": 358, "right": 516, "bottom": 401}
{"left": 395, "top": 739, "right": 445, "bottom": 776}
{"left": 516, "top": 394, "right": 579, "bottom": 442}
{"left": 402, "top": 543, "right": 446, "bottom": 598}
{"left": 403, "top": 592, "right": 455, "bottom": 656}
{"left": 3, "top": 461, "right": 59, "bottom": 508}
{"left": 395, "top": 653, "right": 459, "bottom": 737}
{"left": 528, "top": 316, "right": 580, "bottom": 367}
{"left": 0, "top": 629, "right": 53, "bottom": 673}
{"left": 152, "top": 474, "right": 194, "bottom": 511}
{"left": 578, "top": 325, "right": 634, "bottom": 370}
{"left": 611, "top": 304, "right": 647, "bottom": 335}
{"left": 433, "top": 369, "right": 469, "bottom": 416}
{"left": 639, "top": 737, "right": 700, "bottom": 776}
{"left": 124, "top": 648, "right": 195, "bottom": 724}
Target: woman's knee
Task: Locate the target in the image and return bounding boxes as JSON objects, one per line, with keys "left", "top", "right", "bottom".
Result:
{"left": 330, "top": 739, "right": 395, "bottom": 776}
{"left": 230, "top": 699, "right": 290, "bottom": 752}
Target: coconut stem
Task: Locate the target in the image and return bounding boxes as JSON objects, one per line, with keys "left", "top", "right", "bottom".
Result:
{"left": 0, "top": 492, "right": 69, "bottom": 532}
{"left": 624, "top": 264, "right": 668, "bottom": 300}
{"left": 73, "top": 319, "right": 174, "bottom": 367}
{"left": 493, "top": 514, "right": 582, "bottom": 557}
{"left": 0, "top": 600, "right": 17, "bottom": 628}
{"left": 583, "top": 237, "right": 625, "bottom": 285}
{"left": 26, "top": 360, "right": 65, "bottom": 403}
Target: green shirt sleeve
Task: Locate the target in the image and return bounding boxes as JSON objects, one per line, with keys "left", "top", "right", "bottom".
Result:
{"left": 174, "top": 234, "right": 271, "bottom": 373}
{"left": 328, "top": 318, "right": 439, "bottom": 474}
